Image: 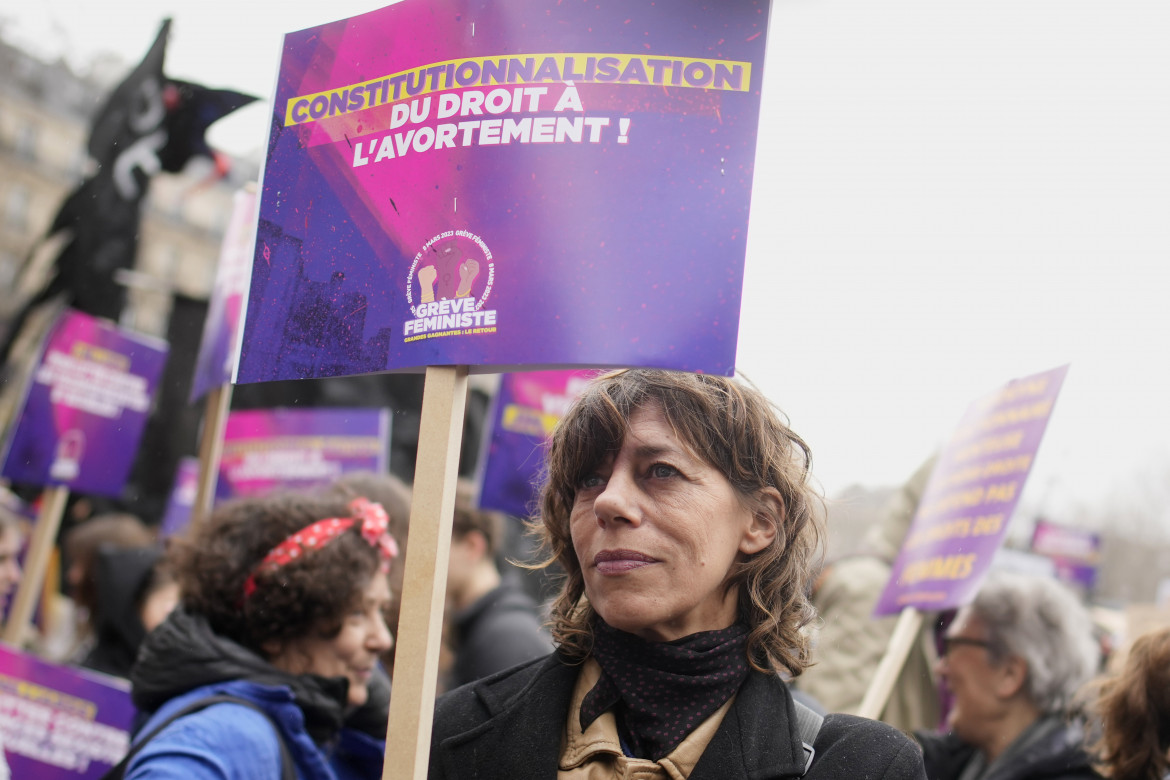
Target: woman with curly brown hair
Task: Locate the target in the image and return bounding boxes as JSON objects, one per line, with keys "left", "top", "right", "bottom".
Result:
{"left": 119, "top": 491, "right": 397, "bottom": 780}
{"left": 429, "top": 368, "right": 926, "bottom": 779}
{"left": 1091, "top": 627, "right": 1170, "bottom": 780}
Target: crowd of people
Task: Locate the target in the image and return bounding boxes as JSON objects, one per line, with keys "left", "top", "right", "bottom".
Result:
{"left": 1, "top": 368, "right": 1168, "bottom": 779}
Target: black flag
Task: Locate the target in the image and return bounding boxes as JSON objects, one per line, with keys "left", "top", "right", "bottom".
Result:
{"left": 2, "top": 19, "right": 256, "bottom": 357}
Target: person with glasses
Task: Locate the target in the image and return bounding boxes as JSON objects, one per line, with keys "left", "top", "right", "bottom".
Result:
{"left": 916, "top": 572, "right": 1102, "bottom": 780}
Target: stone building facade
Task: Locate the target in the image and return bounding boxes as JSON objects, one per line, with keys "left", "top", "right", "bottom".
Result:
{"left": 0, "top": 34, "right": 258, "bottom": 340}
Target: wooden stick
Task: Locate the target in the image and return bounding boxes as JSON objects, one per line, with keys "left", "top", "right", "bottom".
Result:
{"left": 856, "top": 606, "right": 924, "bottom": 720}
{"left": 191, "top": 382, "right": 233, "bottom": 527}
{"left": 2, "top": 485, "right": 69, "bottom": 645}
{"left": 383, "top": 365, "right": 469, "bottom": 780}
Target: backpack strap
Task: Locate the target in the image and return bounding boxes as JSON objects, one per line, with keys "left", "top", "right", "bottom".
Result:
{"left": 102, "top": 694, "right": 296, "bottom": 780}
{"left": 791, "top": 699, "right": 824, "bottom": 776}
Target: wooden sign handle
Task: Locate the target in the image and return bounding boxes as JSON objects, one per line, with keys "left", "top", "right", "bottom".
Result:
{"left": 856, "top": 606, "right": 924, "bottom": 720}
{"left": 191, "top": 382, "right": 233, "bottom": 527}
{"left": 383, "top": 365, "right": 469, "bottom": 780}
{"left": 2, "top": 484, "right": 69, "bottom": 645}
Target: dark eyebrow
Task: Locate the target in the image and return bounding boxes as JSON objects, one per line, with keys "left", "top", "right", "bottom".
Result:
{"left": 629, "top": 442, "right": 692, "bottom": 462}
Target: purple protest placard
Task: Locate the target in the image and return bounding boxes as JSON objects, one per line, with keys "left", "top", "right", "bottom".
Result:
{"left": 236, "top": 0, "right": 771, "bottom": 381}
{"left": 0, "top": 492, "right": 34, "bottom": 623}
{"left": 478, "top": 370, "right": 594, "bottom": 517}
{"left": 0, "top": 644, "right": 134, "bottom": 779}
{"left": 1031, "top": 519, "right": 1100, "bottom": 593}
{"left": 190, "top": 187, "right": 258, "bottom": 402}
{"left": 874, "top": 365, "right": 1069, "bottom": 616}
{"left": 217, "top": 407, "right": 390, "bottom": 499}
{"left": 159, "top": 456, "right": 200, "bottom": 539}
{"left": 1, "top": 310, "right": 168, "bottom": 497}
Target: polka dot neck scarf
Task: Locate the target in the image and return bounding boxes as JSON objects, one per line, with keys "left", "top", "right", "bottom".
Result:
{"left": 580, "top": 620, "right": 750, "bottom": 761}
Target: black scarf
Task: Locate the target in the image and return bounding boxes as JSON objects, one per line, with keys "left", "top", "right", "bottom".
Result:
{"left": 580, "top": 620, "right": 750, "bottom": 761}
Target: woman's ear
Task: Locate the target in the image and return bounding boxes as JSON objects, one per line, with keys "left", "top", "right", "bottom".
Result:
{"left": 740, "top": 487, "right": 782, "bottom": 555}
{"left": 994, "top": 655, "right": 1030, "bottom": 700}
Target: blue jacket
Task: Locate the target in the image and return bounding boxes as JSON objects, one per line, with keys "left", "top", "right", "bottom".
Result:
{"left": 126, "top": 608, "right": 389, "bottom": 780}
{"left": 126, "top": 679, "right": 385, "bottom": 780}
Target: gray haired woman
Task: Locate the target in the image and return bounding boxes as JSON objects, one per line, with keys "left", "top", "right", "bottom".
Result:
{"left": 918, "top": 571, "right": 1102, "bottom": 780}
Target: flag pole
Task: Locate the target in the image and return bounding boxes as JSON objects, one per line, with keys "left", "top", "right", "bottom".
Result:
{"left": 2, "top": 485, "right": 69, "bottom": 645}
{"left": 857, "top": 606, "right": 924, "bottom": 720}
{"left": 383, "top": 365, "right": 469, "bottom": 780}
{"left": 191, "top": 382, "right": 233, "bottom": 526}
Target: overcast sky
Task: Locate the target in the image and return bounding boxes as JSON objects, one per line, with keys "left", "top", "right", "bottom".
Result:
{"left": 6, "top": 1, "right": 1169, "bottom": 530}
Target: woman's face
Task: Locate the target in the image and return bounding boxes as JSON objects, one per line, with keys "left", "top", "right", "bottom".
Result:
{"left": 935, "top": 608, "right": 1013, "bottom": 750}
{"left": 569, "top": 404, "right": 774, "bottom": 642}
{"left": 269, "top": 572, "right": 394, "bottom": 707}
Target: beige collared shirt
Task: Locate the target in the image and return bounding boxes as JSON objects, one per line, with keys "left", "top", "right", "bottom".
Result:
{"left": 557, "top": 658, "right": 735, "bottom": 780}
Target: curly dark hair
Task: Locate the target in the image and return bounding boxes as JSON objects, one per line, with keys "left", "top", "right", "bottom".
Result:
{"left": 535, "top": 368, "right": 823, "bottom": 676}
{"left": 1090, "top": 627, "right": 1170, "bottom": 780}
{"left": 171, "top": 491, "right": 384, "bottom": 656}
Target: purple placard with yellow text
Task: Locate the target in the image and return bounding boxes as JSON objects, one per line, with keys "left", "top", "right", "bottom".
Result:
{"left": 0, "top": 310, "right": 167, "bottom": 497}
{"left": 217, "top": 407, "right": 390, "bottom": 498}
{"left": 237, "top": 0, "right": 771, "bottom": 381}
{"left": 874, "top": 365, "right": 1069, "bottom": 616}
{"left": 0, "top": 644, "right": 134, "bottom": 778}
{"left": 478, "top": 370, "right": 594, "bottom": 517}
{"left": 190, "top": 187, "right": 258, "bottom": 402}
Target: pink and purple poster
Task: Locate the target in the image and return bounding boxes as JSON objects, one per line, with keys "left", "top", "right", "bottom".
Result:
{"left": 237, "top": 0, "right": 771, "bottom": 382}
{"left": 0, "top": 492, "right": 34, "bottom": 623}
{"left": 0, "top": 644, "right": 134, "bottom": 778}
{"left": 478, "top": 369, "right": 594, "bottom": 517}
{"left": 190, "top": 187, "right": 258, "bottom": 402}
{"left": 0, "top": 310, "right": 167, "bottom": 498}
{"left": 874, "top": 365, "right": 1069, "bottom": 616}
{"left": 217, "top": 407, "right": 390, "bottom": 498}
{"left": 1031, "top": 519, "right": 1100, "bottom": 593}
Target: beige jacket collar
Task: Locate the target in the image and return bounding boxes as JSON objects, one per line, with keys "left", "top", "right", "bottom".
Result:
{"left": 558, "top": 658, "right": 735, "bottom": 780}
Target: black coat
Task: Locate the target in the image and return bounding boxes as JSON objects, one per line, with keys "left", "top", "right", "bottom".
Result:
{"left": 430, "top": 651, "right": 927, "bottom": 779}
{"left": 917, "top": 726, "right": 1102, "bottom": 780}
{"left": 449, "top": 582, "right": 553, "bottom": 689}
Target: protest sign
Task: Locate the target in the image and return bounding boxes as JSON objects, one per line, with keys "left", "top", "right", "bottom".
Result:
{"left": 874, "top": 365, "right": 1069, "bottom": 616}
{"left": 478, "top": 370, "right": 594, "bottom": 517}
{"left": 188, "top": 185, "right": 258, "bottom": 525}
{"left": 216, "top": 407, "right": 390, "bottom": 498}
{"left": 858, "top": 365, "right": 1068, "bottom": 719}
{"left": 0, "top": 644, "right": 134, "bottom": 779}
{"left": 237, "top": 0, "right": 772, "bottom": 382}
{"left": 1031, "top": 519, "right": 1100, "bottom": 593}
{"left": 0, "top": 494, "right": 33, "bottom": 624}
{"left": 160, "top": 456, "right": 200, "bottom": 539}
{"left": 190, "top": 186, "right": 257, "bottom": 403}
{"left": 1, "top": 309, "right": 167, "bottom": 497}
